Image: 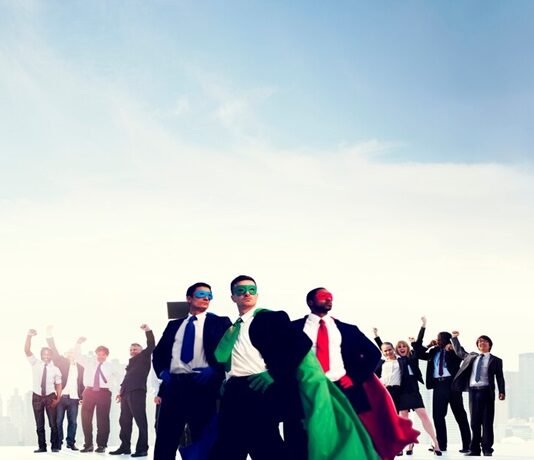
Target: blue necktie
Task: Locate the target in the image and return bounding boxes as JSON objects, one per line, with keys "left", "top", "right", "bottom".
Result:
{"left": 474, "top": 354, "right": 484, "bottom": 382}
{"left": 181, "top": 316, "right": 198, "bottom": 364}
{"left": 93, "top": 363, "right": 107, "bottom": 391}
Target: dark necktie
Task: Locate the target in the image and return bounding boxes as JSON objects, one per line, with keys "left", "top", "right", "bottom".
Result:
{"left": 475, "top": 354, "right": 484, "bottom": 382}
{"left": 316, "top": 319, "right": 330, "bottom": 372}
{"left": 41, "top": 364, "right": 48, "bottom": 396}
{"left": 93, "top": 363, "right": 107, "bottom": 391}
{"left": 214, "top": 318, "right": 243, "bottom": 371}
{"left": 438, "top": 349, "right": 445, "bottom": 376}
{"left": 180, "top": 316, "right": 198, "bottom": 364}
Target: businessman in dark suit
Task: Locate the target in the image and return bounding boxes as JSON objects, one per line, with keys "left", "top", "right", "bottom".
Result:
{"left": 209, "top": 275, "right": 311, "bottom": 460}
{"left": 152, "top": 282, "right": 231, "bottom": 460}
{"left": 412, "top": 317, "right": 471, "bottom": 453}
{"left": 45, "top": 325, "right": 85, "bottom": 451}
{"left": 110, "top": 324, "right": 155, "bottom": 457}
{"left": 451, "top": 331, "right": 505, "bottom": 457}
{"left": 292, "top": 287, "right": 381, "bottom": 414}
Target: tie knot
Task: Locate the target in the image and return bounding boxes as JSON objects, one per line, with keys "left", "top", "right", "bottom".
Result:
{"left": 189, "top": 316, "right": 198, "bottom": 323}
{"left": 234, "top": 318, "right": 243, "bottom": 326}
{"left": 480, "top": 353, "right": 485, "bottom": 358}
{"left": 319, "top": 319, "right": 325, "bottom": 325}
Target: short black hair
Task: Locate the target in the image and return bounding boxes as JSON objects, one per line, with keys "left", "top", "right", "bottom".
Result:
{"left": 186, "top": 282, "right": 212, "bottom": 298}
{"left": 438, "top": 331, "right": 452, "bottom": 345}
{"left": 477, "top": 335, "right": 493, "bottom": 350}
{"left": 230, "top": 275, "right": 256, "bottom": 293}
{"left": 306, "top": 287, "right": 326, "bottom": 306}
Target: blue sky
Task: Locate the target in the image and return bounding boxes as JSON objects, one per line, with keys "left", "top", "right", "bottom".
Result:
{"left": 2, "top": 1, "right": 534, "bottom": 399}
{"left": 2, "top": 0, "right": 534, "bottom": 169}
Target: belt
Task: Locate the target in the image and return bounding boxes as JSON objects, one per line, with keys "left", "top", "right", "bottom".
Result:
{"left": 435, "top": 376, "right": 452, "bottom": 382}
{"left": 470, "top": 386, "right": 490, "bottom": 391}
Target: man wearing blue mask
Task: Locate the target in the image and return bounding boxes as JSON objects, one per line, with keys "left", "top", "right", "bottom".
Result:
{"left": 152, "top": 282, "right": 231, "bottom": 460}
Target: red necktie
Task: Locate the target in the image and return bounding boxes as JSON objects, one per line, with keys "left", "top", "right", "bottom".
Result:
{"left": 316, "top": 319, "right": 330, "bottom": 372}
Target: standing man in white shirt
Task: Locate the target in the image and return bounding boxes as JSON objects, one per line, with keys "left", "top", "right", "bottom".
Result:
{"left": 75, "top": 337, "right": 117, "bottom": 453}
{"left": 45, "top": 325, "right": 85, "bottom": 451}
{"left": 24, "top": 328, "right": 63, "bottom": 453}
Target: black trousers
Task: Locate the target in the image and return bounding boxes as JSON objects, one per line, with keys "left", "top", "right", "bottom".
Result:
{"left": 32, "top": 393, "right": 59, "bottom": 450}
{"left": 432, "top": 378, "right": 471, "bottom": 451}
{"left": 209, "top": 377, "right": 288, "bottom": 460}
{"left": 154, "top": 374, "right": 219, "bottom": 460}
{"left": 468, "top": 387, "right": 495, "bottom": 454}
{"left": 118, "top": 389, "right": 148, "bottom": 453}
{"left": 81, "top": 388, "right": 112, "bottom": 449}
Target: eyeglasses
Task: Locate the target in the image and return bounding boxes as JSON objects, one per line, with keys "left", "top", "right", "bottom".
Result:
{"left": 232, "top": 285, "right": 257, "bottom": 296}
{"left": 194, "top": 290, "right": 213, "bottom": 300}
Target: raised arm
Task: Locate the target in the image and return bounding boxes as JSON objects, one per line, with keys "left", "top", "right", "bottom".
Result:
{"left": 141, "top": 324, "right": 156, "bottom": 353}
{"left": 25, "top": 329, "right": 37, "bottom": 356}
{"left": 45, "top": 325, "right": 62, "bottom": 362}
{"left": 450, "top": 331, "right": 468, "bottom": 359}
{"left": 372, "top": 327, "right": 383, "bottom": 349}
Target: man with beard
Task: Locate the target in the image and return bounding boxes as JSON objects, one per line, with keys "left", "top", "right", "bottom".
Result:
{"left": 292, "top": 287, "right": 419, "bottom": 460}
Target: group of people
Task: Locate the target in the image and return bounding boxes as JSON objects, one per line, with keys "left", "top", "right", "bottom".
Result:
{"left": 374, "top": 316, "right": 506, "bottom": 457}
{"left": 25, "top": 324, "right": 155, "bottom": 457}
{"left": 24, "top": 274, "right": 505, "bottom": 459}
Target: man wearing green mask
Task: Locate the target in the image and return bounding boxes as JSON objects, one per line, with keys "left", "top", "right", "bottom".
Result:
{"left": 209, "top": 275, "right": 311, "bottom": 460}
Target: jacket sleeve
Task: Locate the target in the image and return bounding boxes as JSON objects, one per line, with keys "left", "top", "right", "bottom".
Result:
{"left": 451, "top": 336, "right": 469, "bottom": 359}
{"left": 495, "top": 358, "right": 506, "bottom": 396}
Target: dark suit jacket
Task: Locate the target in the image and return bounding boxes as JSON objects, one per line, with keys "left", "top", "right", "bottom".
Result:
{"left": 46, "top": 337, "right": 85, "bottom": 399}
{"left": 373, "top": 336, "right": 424, "bottom": 387}
{"left": 120, "top": 330, "right": 156, "bottom": 394}
{"left": 451, "top": 337, "right": 505, "bottom": 396}
{"left": 248, "top": 310, "right": 312, "bottom": 420}
{"left": 293, "top": 315, "right": 380, "bottom": 412}
{"left": 152, "top": 312, "right": 231, "bottom": 378}
{"left": 412, "top": 326, "right": 463, "bottom": 390}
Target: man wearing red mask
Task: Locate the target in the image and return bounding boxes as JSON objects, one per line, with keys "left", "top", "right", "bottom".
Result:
{"left": 293, "top": 287, "right": 419, "bottom": 460}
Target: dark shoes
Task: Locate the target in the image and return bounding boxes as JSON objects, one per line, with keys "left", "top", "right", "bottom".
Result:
{"left": 96, "top": 447, "right": 106, "bottom": 453}
{"left": 109, "top": 447, "right": 132, "bottom": 455}
{"left": 33, "top": 448, "right": 47, "bottom": 453}
{"left": 459, "top": 449, "right": 471, "bottom": 453}
{"left": 51, "top": 448, "right": 60, "bottom": 452}
{"left": 81, "top": 446, "right": 94, "bottom": 453}
{"left": 67, "top": 444, "right": 79, "bottom": 451}
{"left": 465, "top": 453, "right": 480, "bottom": 456}
{"left": 483, "top": 453, "right": 493, "bottom": 457}
{"left": 131, "top": 453, "right": 148, "bottom": 458}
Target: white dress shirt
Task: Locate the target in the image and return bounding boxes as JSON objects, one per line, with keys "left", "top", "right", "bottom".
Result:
{"left": 469, "top": 352, "right": 491, "bottom": 388}
{"left": 62, "top": 362, "right": 80, "bottom": 398}
{"left": 228, "top": 308, "right": 268, "bottom": 378}
{"left": 380, "top": 359, "right": 401, "bottom": 386}
{"left": 75, "top": 348, "right": 117, "bottom": 390}
{"left": 170, "top": 312, "right": 209, "bottom": 374}
{"left": 27, "top": 355, "right": 62, "bottom": 396}
{"left": 303, "top": 313, "right": 346, "bottom": 382}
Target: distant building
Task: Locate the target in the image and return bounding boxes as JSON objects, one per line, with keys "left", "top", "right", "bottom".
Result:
{"left": 518, "top": 353, "right": 534, "bottom": 419}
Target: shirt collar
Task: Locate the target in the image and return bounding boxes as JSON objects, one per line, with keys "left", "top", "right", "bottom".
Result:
{"left": 239, "top": 307, "right": 259, "bottom": 323}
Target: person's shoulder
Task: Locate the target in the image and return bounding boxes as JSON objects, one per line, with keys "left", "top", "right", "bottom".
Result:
{"left": 206, "top": 312, "right": 232, "bottom": 324}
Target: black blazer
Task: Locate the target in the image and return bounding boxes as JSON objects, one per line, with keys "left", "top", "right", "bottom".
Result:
{"left": 293, "top": 315, "right": 380, "bottom": 412}
{"left": 120, "top": 330, "right": 156, "bottom": 394}
{"left": 451, "top": 337, "right": 505, "bottom": 396}
{"left": 248, "top": 310, "right": 312, "bottom": 421}
{"left": 152, "top": 312, "right": 231, "bottom": 378}
{"left": 46, "top": 337, "right": 85, "bottom": 399}
{"left": 412, "top": 327, "right": 462, "bottom": 390}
